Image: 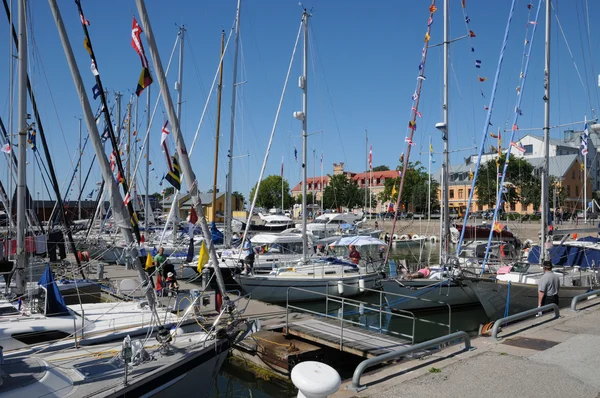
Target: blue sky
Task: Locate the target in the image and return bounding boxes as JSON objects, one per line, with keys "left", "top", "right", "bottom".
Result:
{"left": 1, "top": 0, "right": 599, "bottom": 202}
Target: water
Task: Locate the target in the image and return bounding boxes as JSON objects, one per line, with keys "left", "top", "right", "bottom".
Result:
{"left": 208, "top": 243, "right": 488, "bottom": 398}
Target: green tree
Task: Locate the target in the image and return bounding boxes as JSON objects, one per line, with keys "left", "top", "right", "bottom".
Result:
{"left": 372, "top": 165, "right": 390, "bottom": 172}
{"left": 322, "top": 174, "right": 364, "bottom": 210}
{"left": 475, "top": 154, "right": 536, "bottom": 208}
{"left": 162, "top": 187, "right": 174, "bottom": 198}
{"left": 249, "top": 175, "right": 293, "bottom": 210}
{"left": 378, "top": 162, "right": 438, "bottom": 213}
{"left": 295, "top": 192, "right": 314, "bottom": 205}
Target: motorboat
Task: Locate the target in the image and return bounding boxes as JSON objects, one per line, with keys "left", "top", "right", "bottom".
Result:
{"left": 251, "top": 213, "right": 295, "bottom": 231}
{"left": 298, "top": 213, "right": 360, "bottom": 239}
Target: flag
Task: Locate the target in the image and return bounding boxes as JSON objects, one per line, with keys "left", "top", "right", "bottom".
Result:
{"left": 527, "top": 3, "right": 533, "bottom": 9}
{"left": 145, "top": 253, "right": 153, "bottom": 270}
{"left": 83, "top": 37, "right": 92, "bottom": 54}
{"left": 408, "top": 120, "right": 416, "bottom": 131}
{"left": 428, "top": 17, "right": 433, "bottom": 26}
{"left": 79, "top": 10, "right": 90, "bottom": 26}
{"left": 528, "top": 21, "right": 537, "bottom": 25}
{"left": 469, "top": 30, "right": 476, "bottom": 37}
{"left": 429, "top": 142, "right": 433, "bottom": 153}
{"left": 159, "top": 173, "right": 165, "bottom": 186}
{"left": 404, "top": 137, "right": 415, "bottom": 146}
{"left": 429, "top": 4, "right": 437, "bottom": 13}
{"left": 92, "top": 84, "right": 101, "bottom": 99}
{"left": 510, "top": 141, "right": 526, "bottom": 153}
{"left": 131, "top": 17, "right": 149, "bottom": 68}
{"left": 493, "top": 221, "right": 505, "bottom": 233}
{"left": 417, "top": 75, "right": 426, "bottom": 81}
{"left": 462, "top": 0, "right": 466, "bottom": 7}
{"left": 320, "top": 153, "right": 323, "bottom": 168}
{"left": 424, "top": 32, "right": 430, "bottom": 42}
{"left": 160, "top": 121, "right": 170, "bottom": 146}
{"left": 469, "top": 169, "right": 474, "bottom": 180}
{"left": 165, "top": 155, "right": 181, "bottom": 190}
{"left": 135, "top": 67, "right": 153, "bottom": 97}
{"left": 391, "top": 184, "right": 397, "bottom": 198}
{"left": 86, "top": 190, "right": 94, "bottom": 199}
{"left": 28, "top": 130, "right": 36, "bottom": 151}
{"left": 369, "top": 145, "right": 372, "bottom": 169}
{"left": 465, "top": 16, "right": 470, "bottom": 24}
{"left": 294, "top": 146, "right": 298, "bottom": 162}
{"left": 478, "top": 76, "right": 487, "bottom": 82}
{"left": 281, "top": 156, "right": 284, "bottom": 177}
{"left": 512, "top": 124, "right": 518, "bottom": 131}
{"left": 90, "top": 61, "right": 99, "bottom": 76}
{"left": 412, "top": 92, "right": 418, "bottom": 101}
{"left": 123, "top": 191, "right": 131, "bottom": 205}
{"left": 581, "top": 123, "right": 590, "bottom": 156}
{"left": 197, "top": 241, "right": 209, "bottom": 273}
{"left": 109, "top": 151, "right": 117, "bottom": 172}
{"left": 475, "top": 60, "right": 481, "bottom": 68}
{"left": 411, "top": 106, "right": 422, "bottom": 117}
{"left": 1, "top": 143, "right": 10, "bottom": 153}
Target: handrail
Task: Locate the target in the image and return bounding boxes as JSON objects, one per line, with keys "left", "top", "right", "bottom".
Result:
{"left": 350, "top": 331, "right": 471, "bottom": 392}
{"left": 491, "top": 304, "right": 559, "bottom": 340}
{"left": 570, "top": 289, "right": 600, "bottom": 311}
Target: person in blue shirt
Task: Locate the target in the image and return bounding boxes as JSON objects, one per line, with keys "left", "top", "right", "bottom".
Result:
{"left": 241, "top": 234, "right": 255, "bottom": 275}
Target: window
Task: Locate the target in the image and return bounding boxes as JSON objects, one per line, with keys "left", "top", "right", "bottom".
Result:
{"left": 524, "top": 145, "right": 533, "bottom": 154}
{"left": 450, "top": 190, "right": 455, "bottom": 199}
{"left": 458, "top": 189, "right": 464, "bottom": 199}
{"left": 377, "top": 178, "right": 381, "bottom": 185}
{"left": 576, "top": 186, "right": 579, "bottom": 196}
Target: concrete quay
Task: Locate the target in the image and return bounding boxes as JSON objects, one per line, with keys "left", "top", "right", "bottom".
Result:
{"left": 333, "top": 300, "right": 600, "bottom": 398}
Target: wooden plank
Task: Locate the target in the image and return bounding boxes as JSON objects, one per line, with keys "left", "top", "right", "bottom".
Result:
{"left": 287, "top": 318, "right": 410, "bottom": 358}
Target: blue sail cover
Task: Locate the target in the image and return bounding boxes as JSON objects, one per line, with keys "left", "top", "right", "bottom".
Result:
{"left": 528, "top": 244, "right": 600, "bottom": 268}
{"left": 211, "top": 222, "right": 224, "bottom": 245}
{"left": 38, "top": 264, "right": 69, "bottom": 316}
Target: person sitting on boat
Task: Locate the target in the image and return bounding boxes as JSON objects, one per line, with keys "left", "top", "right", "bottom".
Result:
{"left": 538, "top": 260, "right": 560, "bottom": 307}
{"left": 348, "top": 245, "right": 361, "bottom": 265}
{"left": 240, "top": 235, "right": 255, "bottom": 275}
{"left": 408, "top": 265, "right": 431, "bottom": 279}
{"left": 165, "top": 271, "right": 179, "bottom": 293}
{"left": 316, "top": 244, "right": 327, "bottom": 256}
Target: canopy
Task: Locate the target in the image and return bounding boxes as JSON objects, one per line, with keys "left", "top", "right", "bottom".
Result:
{"left": 329, "top": 236, "right": 386, "bottom": 248}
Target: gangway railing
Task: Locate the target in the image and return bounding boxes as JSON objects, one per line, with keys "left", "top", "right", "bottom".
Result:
{"left": 491, "top": 304, "right": 559, "bottom": 340}
{"left": 350, "top": 331, "right": 471, "bottom": 392}
{"left": 570, "top": 289, "right": 600, "bottom": 311}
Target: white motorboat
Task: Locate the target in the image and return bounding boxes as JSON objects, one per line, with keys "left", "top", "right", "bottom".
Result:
{"left": 297, "top": 213, "right": 360, "bottom": 239}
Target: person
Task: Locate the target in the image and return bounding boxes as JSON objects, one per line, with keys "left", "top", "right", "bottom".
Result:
{"left": 153, "top": 247, "right": 167, "bottom": 277}
{"left": 384, "top": 233, "right": 390, "bottom": 244}
{"left": 374, "top": 220, "right": 379, "bottom": 229}
{"left": 162, "top": 259, "right": 176, "bottom": 281}
{"left": 316, "top": 244, "right": 326, "bottom": 256}
{"left": 408, "top": 265, "right": 431, "bottom": 279}
{"left": 241, "top": 234, "right": 255, "bottom": 275}
{"left": 348, "top": 245, "right": 361, "bottom": 265}
{"left": 538, "top": 260, "right": 560, "bottom": 307}
{"left": 165, "top": 271, "right": 179, "bottom": 292}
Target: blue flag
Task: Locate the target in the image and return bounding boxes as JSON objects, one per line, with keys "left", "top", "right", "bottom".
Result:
{"left": 92, "top": 84, "right": 101, "bottom": 99}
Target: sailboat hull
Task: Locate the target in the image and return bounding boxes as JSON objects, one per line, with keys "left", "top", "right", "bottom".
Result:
{"left": 236, "top": 272, "right": 382, "bottom": 303}
{"left": 379, "top": 278, "right": 482, "bottom": 311}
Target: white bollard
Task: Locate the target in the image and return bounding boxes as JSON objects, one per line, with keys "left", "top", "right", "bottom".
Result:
{"left": 291, "top": 361, "right": 341, "bottom": 398}
{"left": 337, "top": 280, "right": 344, "bottom": 295}
{"left": 358, "top": 277, "right": 365, "bottom": 293}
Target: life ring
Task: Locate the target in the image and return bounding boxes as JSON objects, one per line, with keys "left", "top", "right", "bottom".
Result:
{"left": 429, "top": 236, "right": 437, "bottom": 243}
{"left": 399, "top": 234, "right": 409, "bottom": 241}
{"left": 392, "top": 234, "right": 399, "bottom": 241}
{"left": 412, "top": 234, "right": 421, "bottom": 240}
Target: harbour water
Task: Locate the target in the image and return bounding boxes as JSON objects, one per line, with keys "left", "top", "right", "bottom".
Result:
{"left": 209, "top": 243, "right": 491, "bottom": 397}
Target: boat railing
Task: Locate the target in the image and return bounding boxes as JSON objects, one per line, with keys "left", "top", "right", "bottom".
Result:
{"left": 335, "top": 282, "right": 452, "bottom": 335}
{"left": 285, "top": 287, "right": 418, "bottom": 346}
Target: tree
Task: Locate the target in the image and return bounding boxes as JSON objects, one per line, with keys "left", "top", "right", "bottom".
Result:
{"left": 162, "top": 187, "right": 174, "bottom": 198}
{"left": 322, "top": 174, "right": 364, "bottom": 210}
{"left": 232, "top": 191, "right": 245, "bottom": 210}
{"left": 295, "top": 192, "right": 314, "bottom": 205}
{"left": 378, "top": 162, "right": 438, "bottom": 213}
{"left": 372, "top": 165, "right": 390, "bottom": 172}
{"left": 249, "top": 175, "right": 293, "bottom": 210}
{"left": 475, "top": 154, "right": 536, "bottom": 209}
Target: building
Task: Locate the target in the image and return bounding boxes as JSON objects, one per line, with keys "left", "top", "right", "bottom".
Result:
{"left": 290, "top": 162, "right": 400, "bottom": 212}
{"left": 162, "top": 192, "right": 243, "bottom": 223}
{"left": 442, "top": 154, "right": 590, "bottom": 213}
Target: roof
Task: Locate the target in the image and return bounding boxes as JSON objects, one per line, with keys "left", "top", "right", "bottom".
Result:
{"left": 351, "top": 170, "right": 399, "bottom": 181}
{"left": 291, "top": 176, "right": 331, "bottom": 192}
{"left": 522, "top": 134, "right": 579, "bottom": 149}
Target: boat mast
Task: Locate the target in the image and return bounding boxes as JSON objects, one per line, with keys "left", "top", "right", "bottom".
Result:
{"left": 144, "top": 86, "right": 150, "bottom": 233}
{"left": 15, "top": 0, "right": 27, "bottom": 295}
{"left": 171, "top": 25, "right": 185, "bottom": 244}
{"left": 212, "top": 30, "right": 225, "bottom": 224}
{"left": 441, "top": 0, "right": 450, "bottom": 265}
{"left": 300, "top": 9, "right": 309, "bottom": 262}
{"left": 225, "top": 0, "right": 241, "bottom": 248}
{"left": 78, "top": 117, "right": 82, "bottom": 220}
{"left": 364, "top": 130, "right": 368, "bottom": 211}
{"left": 540, "top": 0, "right": 551, "bottom": 263}
{"left": 136, "top": 0, "right": 229, "bottom": 299}
{"left": 428, "top": 135, "right": 431, "bottom": 222}
{"left": 48, "top": 0, "right": 157, "bottom": 310}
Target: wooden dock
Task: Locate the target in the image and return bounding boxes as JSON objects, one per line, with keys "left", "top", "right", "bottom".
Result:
{"left": 285, "top": 317, "right": 412, "bottom": 358}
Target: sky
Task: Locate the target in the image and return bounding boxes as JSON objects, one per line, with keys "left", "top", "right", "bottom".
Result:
{"left": 1, "top": 0, "right": 600, "bottom": 204}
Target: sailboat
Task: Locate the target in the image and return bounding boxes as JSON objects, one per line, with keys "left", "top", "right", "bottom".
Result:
{"left": 234, "top": 9, "right": 383, "bottom": 303}
{"left": 0, "top": 2, "right": 255, "bottom": 396}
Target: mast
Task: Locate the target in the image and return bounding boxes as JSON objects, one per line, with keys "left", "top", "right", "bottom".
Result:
{"left": 115, "top": 92, "right": 122, "bottom": 142}
{"left": 15, "top": 0, "right": 27, "bottom": 295}
{"left": 300, "top": 9, "right": 309, "bottom": 261}
{"left": 212, "top": 30, "right": 225, "bottom": 223}
{"left": 584, "top": 116, "right": 587, "bottom": 225}
{"left": 126, "top": 102, "right": 131, "bottom": 184}
{"left": 428, "top": 135, "right": 431, "bottom": 222}
{"left": 144, "top": 87, "right": 150, "bottom": 232}
{"left": 135, "top": 0, "right": 229, "bottom": 298}
{"left": 48, "top": 0, "right": 157, "bottom": 311}
{"left": 78, "top": 117, "right": 82, "bottom": 220}
{"left": 441, "top": 0, "right": 450, "bottom": 265}
{"left": 171, "top": 24, "right": 185, "bottom": 244}
{"left": 312, "top": 147, "right": 316, "bottom": 210}
{"left": 225, "top": 0, "right": 241, "bottom": 248}
{"left": 540, "top": 0, "right": 551, "bottom": 262}
{"left": 364, "top": 130, "right": 368, "bottom": 211}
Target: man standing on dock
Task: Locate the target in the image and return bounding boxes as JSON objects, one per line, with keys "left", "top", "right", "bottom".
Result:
{"left": 538, "top": 260, "right": 560, "bottom": 307}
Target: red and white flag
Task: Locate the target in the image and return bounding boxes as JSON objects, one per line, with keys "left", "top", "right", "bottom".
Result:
{"left": 123, "top": 192, "right": 131, "bottom": 205}
{"left": 160, "top": 121, "right": 170, "bottom": 147}
{"left": 404, "top": 137, "right": 415, "bottom": 146}
{"left": 131, "top": 17, "right": 149, "bottom": 68}
{"left": 1, "top": 143, "right": 10, "bottom": 153}
{"left": 510, "top": 141, "right": 526, "bottom": 153}
{"left": 109, "top": 151, "right": 117, "bottom": 171}
{"left": 368, "top": 145, "right": 372, "bottom": 169}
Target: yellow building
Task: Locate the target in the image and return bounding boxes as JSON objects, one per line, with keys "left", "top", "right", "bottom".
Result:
{"left": 439, "top": 154, "right": 590, "bottom": 214}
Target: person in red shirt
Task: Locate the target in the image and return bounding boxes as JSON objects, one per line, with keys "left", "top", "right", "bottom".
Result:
{"left": 348, "top": 245, "right": 361, "bottom": 265}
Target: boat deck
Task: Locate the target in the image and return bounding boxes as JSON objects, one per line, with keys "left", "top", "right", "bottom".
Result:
{"left": 285, "top": 317, "right": 412, "bottom": 358}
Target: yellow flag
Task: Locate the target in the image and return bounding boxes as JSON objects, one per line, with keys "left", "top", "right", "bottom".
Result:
{"left": 424, "top": 32, "right": 431, "bottom": 42}
{"left": 145, "top": 253, "right": 153, "bottom": 270}
{"left": 391, "top": 184, "right": 398, "bottom": 198}
{"left": 197, "top": 241, "right": 209, "bottom": 273}
{"left": 83, "top": 37, "right": 92, "bottom": 54}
